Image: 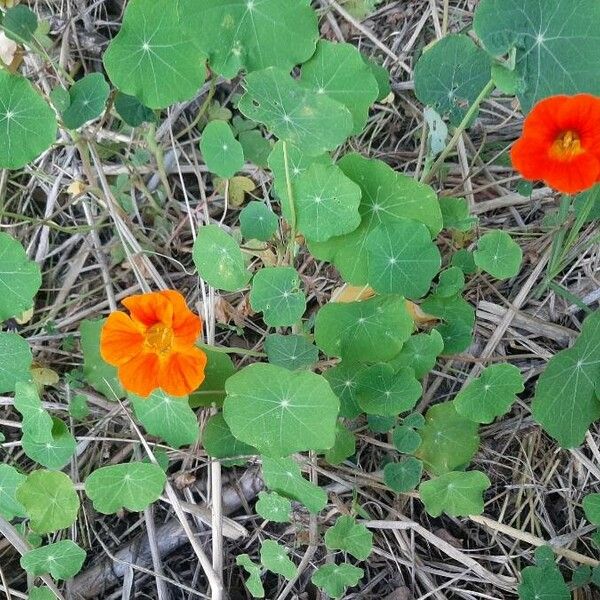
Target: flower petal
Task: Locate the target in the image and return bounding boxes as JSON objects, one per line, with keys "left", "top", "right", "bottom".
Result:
{"left": 160, "top": 290, "right": 202, "bottom": 345}
{"left": 158, "top": 346, "right": 207, "bottom": 397}
{"left": 544, "top": 153, "right": 600, "bottom": 195}
{"left": 122, "top": 292, "right": 173, "bottom": 328}
{"left": 118, "top": 352, "right": 161, "bottom": 397}
{"left": 100, "top": 312, "right": 144, "bottom": 366}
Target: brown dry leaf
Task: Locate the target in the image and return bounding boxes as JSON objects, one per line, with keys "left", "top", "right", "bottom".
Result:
{"left": 0, "top": 0, "right": 19, "bottom": 7}
{"left": 243, "top": 239, "right": 277, "bottom": 266}
{"left": 0, "top": 32, "right": 17, "bottom": 66}
{"left": 174, "top": 472, "right": 196, "bottom": 490}
{"left": 331, "top": 284, "right": 376, "bottom": 303}
{"left": 214, "top": 296, "right": 250, "bottom": 328}
{"left": 215, "top": 176, "right": 255, "bottom": 207}
{"left": 405, "top": 300, "right": 439, "bottom": 325}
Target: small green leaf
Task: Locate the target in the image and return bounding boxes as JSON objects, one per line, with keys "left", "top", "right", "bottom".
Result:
{"left": 22, "top": 418, "right": 76, "bottom": 470}
{"left": 260, "top": 540, "right": 297, "bottom": 579}
{"left": 325, "top": 515, "right": 373, "bottom": 560}
{"left": 0, "top": 464, "right": 27, "bottom": 520}
{"left": 324, "top": 362, "right": 365, "bottom": 419}
{"left": 262, "top": 455, "right": 327, "bottom": 513}
{"left": 84, "top": 462, "right": 166, "bottom": 514}
{"left": 114, "top": 93, "right": 156, "bottom": 127}
{"left": 436, "top": 267, "right": 465, "bottom": 298}
{"left": 454, "top": 364, "right": 524, "bottom": 424}
{"left": 238, "top": 68, "right": 353, "bottom": 156}
{"left": 452, "top": 249, "right": 477, "bottom": 274}
{"left": 131, "top": 390, "right": 199, "bottom": 449}
{"left": 583, "top": 493, "right": 600, "bottom": 525}
{"left": 250, "top": 267, "right": 306, "bottom": 327}
{"left": 419, "top": 470, "right": 490, "bottom": 517}
{"left": 27, "top": 587, "right": 54, "bottom": 600}
{"left": 474, "top": 231, "right": 523, "bottom": 279}
{"left": 367, "top": 414, "right": 396, "bottom": 433}
{"left": 324, "top": 422, "right": 356, "bottom": 465}
{"left": 314, "top": 296, "right": 413, "bottom": 363}
{"left": 255, "top": 491, "right": 291, "bottom": 523}
{"left": 223, "top": 363, "right": 339, "bottom": 456}
{"left": 16, "top": 470, "right": 79, "bottom": 534}
{"left": 200, "top": 121, "right": 245, "bottom": 179}
{"left": 62, "top": 74, "right": 110, "bottom": 129}
{"left": 236, "top": 554, "right": 264, "bottom": 598}
{"left": 3, "top": 5, "right": 37, "bottom": 43}
{"left": 240, "top": 201, "right": 278, "bottom": 242}
{"left": 21, "top": 540, "right": 86, "bottom": 580}
{"left": 0, "top": 334, "right": 32, "bottom": 393}
{"left": 389, "top": 330, "right": 444, "bottom": 379}
{"left": 189, "top": 346, "right": 236, "bottom": 408}
{"left": 14, "top": 382, "right": 52, "bottom": 441}
{"left": 364, "top": 56, "right": 391, "bottom": 101}
{"left": 392, "top": 426, "right": 422, "bottom": 454}
{"left": 403, "top": 412, "right": 425, "bottom": 429}
{"left": 202, "top": 413, "right": 256, "bottom": 461}
{"left": 440, "top": 197, "right": 478, "bottom": 232}
{"left": 69, "top": 394, "right": 89, "bottom": 421}
{"left": 416, "top": 402, "right": 480, "bottom": 476}
{"left": 264, "top": 334, "right": 318, "bottom": 371}
{"left": 238, "top": 130, "right": 272, "bottom": 167}
{"left": 0, "top": 233, "right": 42, "bottom": 321}
{"left": 384, "top": 457, "right": 423, "bottom": 493}
{"left": 103, "top": 0, "right": 206, "bottom": 109}
{"left": 517, "top": 547, "right": 570, "bottom": 600}
{"left": 311, "top": 563, "right": 363, "bottom": 598}
{"left": 192, "top": 225, "right": 250, "bottom": 292}
{"left": 491, "top": 63, "right": 523, "bottom": 95}
{"left": 421, "top": 293, "right": 475, "bottom": 354}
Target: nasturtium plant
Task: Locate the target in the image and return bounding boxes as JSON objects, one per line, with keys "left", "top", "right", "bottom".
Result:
{"left": 583, "top": 493, "right": 600, "bottom": 525}
{"left": 2, "top": 4, "right": 37, "bottom": 43}
{"left": 255, "top": 491, "right": 292, "bottom": 523}
{"left": 474, "top": 230, "right": 523, "bottom": 279}
{"left": 517, "top": 546, "right": 570, "bottom": 600}
{"left": 27, "top": 588, "right": 55, "bottom": 600}
{"left": 223, "top": 363, "right": 339, "bottom": 456}
{"left": 14, "top": 382, "right": 53, "bottom": 440}
{"left": 384, "top": 457, "right": 423, "bottom": 493}
{"left": 414, "top": 34, "right": 491, "bottom": 126}
{"left": 114, "top": 92, "right": 156, "bottom": 127}
{"left": 0, "top": 72, "right": 57, "bottom": 169}
{"left": 202, "top": 413, "right": 257, "bottom": 460}
{"left": 240, "top": 201, "right": 279, "bottom": 242}
{"left": 311, "top": 563, "right": 364, "bottom": 599}
{"left": 84, "top": 462, "right": 167, "bottom": 514}
{"left": 325, "top": 515, "right": 373, "bottom": 560}
{"left": 16, "top": 470, "right": 80, "bottom": 534}
{"left": 20, "top": 540, "right": 86, "bottom": 580}
{"left": 249, "top": 267, "right": 306, "bottom": 327}
{"left": 22, "top": 418, "right": 76, "bottom": 470}
{"left": 178, "top": 0, "right": 319, "bottom": 78}
{"left": 238, "top": 130, "right": 272, "bottom": 167}
{"left": 189, "top": 346, "right": 236, "bottom": 408}
{"left": 0, "top": 334, "right": 32, "bottom": 393}
{"left": 236, "top": 554, "right": 264, "bottom": 598}
{"left": 103, "top": 0, "right": 206, "bottom": 109}
{"left": 0, "top": 232, "right": 42, "bottom": 321}
{"left": 454, "top": 364, "right": 524, "bottom": 424}
{"left": 200, "top": 120, "right": 245, "bottom": 179}
{"left": 436, "top": 267, "right": 465, "bottom": 298}
{"left": 324, "top": 423, "right": 356, "bottom": 465}
{"left": 61, "top": 73, "right": 110, "bottom": 129}
{"left": 440, "top": 197, "right": 479, "bottom": 232}
{"left": 260, "top": 540, "right": 297, "bottom": 579}
{"left": 390, "top": 329, "right": 444, "bottom": 379}
{"left": 324, "top": 362, "right": 364, "bottom": 419}
{"left": 419, "top": 470, "right": 491, "bottom": 517}
{"left": 0, "top": 464, "right": 27, "bottom": 520}
{"left": 264, "top": 334, "right": 318, "bottom": 371}
{"left": 392, "top": 425, "right": 422, "bottom": 454}
{"left": 193, "top": 225, "right": 251, "bottom": 292}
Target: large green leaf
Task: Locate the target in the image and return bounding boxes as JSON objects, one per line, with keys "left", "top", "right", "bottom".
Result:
{"left": 0, "top": 72, "right": 56, "bottom": 169}
{"left": 474, "top": 0, "right": 600, "bottom": 112}
{"left": 0, "top": 232, "right": 42, "bottom": 321}
{"left": 103, "top": 0, "right": 206, "bottom": 109}
{"left": 0, "top": 464, "right": 27, "bottom": 520}
{"left": 223, "top": 363, "right": 339, "bottom": 456}
{"left": 239, "top": 201, "right": 278, "bottom": 242}
{"left": 0, "top": 333, "right": 32, "bottom": 393}
{"left": 21, "top": 540, "right": 86, "bottom": 580}
{"left": 384, "top": 457, "right": 423, "bottom": 493}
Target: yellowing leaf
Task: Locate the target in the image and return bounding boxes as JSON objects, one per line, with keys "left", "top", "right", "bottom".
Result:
{"left": 405, "top": 300, "right": 439, "bottom": 326}
{"left": 331, "top": 284, "right": 375, "bottom": 303}
{"left": 14, "top": 306, "right": 33, "bottom": 324}
{"left": 214, "top": 176, "right": 255, "bottom": 207}
{"left": 31, "top": 364, "right": 59, "bottom": 390}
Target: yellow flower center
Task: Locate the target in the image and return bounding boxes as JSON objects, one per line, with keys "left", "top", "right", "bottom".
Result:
{"left": 551, "top": 130, "right": 584, "bottom": 159}
{"left": 145, "top": 323, "right": 174, "bottom": 355}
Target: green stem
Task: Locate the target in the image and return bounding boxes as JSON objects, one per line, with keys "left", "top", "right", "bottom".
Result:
{"left": 281, "top": 141, "right": 297, "bottom": 264}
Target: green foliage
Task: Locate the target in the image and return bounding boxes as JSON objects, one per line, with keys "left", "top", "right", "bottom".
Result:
{"left": 368, "top": 414, "right": 396, "bottom": 433}
{"left": 517, "top": 546, "right": 570, "bottom": 600}
{"left": 390, "top": 330, "right": 444, "bottom": 379}
{"left": 419, "top": 470, "right": 490, "bottom": 517}
{"left": 392, "top": 425, "right": 422, "bottom": 454}
{"left": 325, "top": 515, "right": 373, "bottom": 560}
{"left": 416, "top": 402, "right": 480, "bottom": 476}
{"left": 130, "top": 390, "right": 199, "bottom": 448}
{"left": 21, "top": 540, "right": 86, "bottom": 580}
{"left": 532, "top": 311, "right": 600, "bottom": 448}
{"left": 314, "top": 296, "right": 413, "bottom": 362}
{"left": 16, "top": 470, "right": 79, "bottom": 534}
{"left": 2, "top": 5, "right": 37, "bottom": 43}
{"left": 436, "top": 267, "right": 465, "bottom": 298}
{"left": 440, "top": 197, "right": 478, "bottom": 232}
{"left": 22, "top": 417, "right": 76, "bottom": 470}
{"left": 192, "top": 225, "right": 250, "bottom": 292}
{"left": 14, "top": 382, "right": 52, "bottom": 440}
{"left": 384, "top": 457, "right": 423, "bottom": 493}
{"left": 0, "top": 334, "right": 32, "bottom": 393}
{"left": 202, "top": 413, "right": 256, "bottom": 460}
{"left": 454, "top": 364, "right": 524, "bottom": 424}
{"left": 189, "top": 346, "right": 236, "bottom": 408}
{"left": 474, "top": 231, "right": 523, "bottom": 279}
{"left": 324, "top": 362, "right": 364, "bottom": 418}
{"left": 0, "top": 464, "right": 27, "bottom": 520}
{"left": 414, "top": 34, "right": 491, "bottom": 126}
{"left": 114, "top": 93, "right": 156, "bottom": 127}
{"left": 236, "top": 554, "right": 264, "bottom": 598}
{"left": 260, "top": 540, "right": 297, "bottom": 579}
{"left": 311, "top": 563, "right": 364, "bottom": 598}
{"left": 0, "top": 233, "right": 42, "bottom": 321}
{"left": 28, "top": 587, "right": 54, "bottom": 600}
{"left": 61, "top": 74, "right": 110, "bottom": 129}
{"left": 0, "top": 72, "right": 57, "bottom": 169}
{"left": 324, "top": 422, "right": 356, "bottom": 465}
{"left": 239, "top": 68, "right": 353, "bottom": 156}
{"left": 365, "top": 57, "right": 391, "bottom": 101}
{"left": 84, "top": 463, "right": 167, "bottom": 514}
{"left": 238, "top": 130, "right": 272, "bottom": 167}
{"left": 250, "top": 267, "right": 306, "bottom": 326}
{"left": 69, "top": 394, "right": 89, "bottom": 421}
{"left": 452, "top": 249, "right": 477, "bottom": 274}
{"left": 103, "top": 0, "right": 206, "bottom": 109}
{"left": 474, "top": 0, "right": 600, "bottom": 112}
{"left": 264, "top": 334, "right": 318, "bottom": 371}
{"left": 583, "top": 493, "right": 600, "bottom": 525}
{"left": 240, "top": 201, "right": 278, "bottom": 241}
{"left": 179, "top": 0, "right": 318, "bottom": 78}
{"left": 261, "top": 455, "right": 327, "bottom": 513}
{"left": 255, "top": 491, "right": 291, "bottom": 523}
{"left": 223, "top": 363, "right": 339, "bottom": 456}
{"left": 200, "top": 121, "right": 245, "bottom": 178}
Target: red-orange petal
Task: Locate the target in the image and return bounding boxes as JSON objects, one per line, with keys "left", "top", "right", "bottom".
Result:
{"left": 158, "top": 346, "right": 207, "bottom": 397}
{"left": 118, "top": 352, "right": 161, "bottom": 397}
{"left": 100, "top": 312, "right": 144, "bottom": 367}
{"left": 159, "top": 290, "right": 202, "bottom": 345}
{"left": 544, "top": 153, "right": 600, "bottom": 195}
{"left": 122, "top": 292, "right": 173, "bottom": 329}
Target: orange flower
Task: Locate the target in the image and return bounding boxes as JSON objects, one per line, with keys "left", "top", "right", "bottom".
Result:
{"left": 511, "top": 94, "right": 600, "bottom": 194}
{"left": 100, "top": 290, "right": 207, "bottom": 397}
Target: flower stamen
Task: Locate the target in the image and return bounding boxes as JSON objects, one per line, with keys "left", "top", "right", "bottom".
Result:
{"left": 145, "top": 323, "right": 174, "bottom": 355}
{"left": 550, "top": 129, "right": 584, "bottom": 159}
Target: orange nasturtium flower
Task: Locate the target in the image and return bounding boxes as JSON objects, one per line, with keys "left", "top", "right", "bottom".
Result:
{"left": 511, "top": 94, "right": 600, "bottom": 195}
{"left": 100, "top": 290, "right": 207, "bottom": 397}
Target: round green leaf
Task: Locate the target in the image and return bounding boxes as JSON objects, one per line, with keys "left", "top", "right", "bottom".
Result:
{"left": 436, "top": 267, "right": 465, "bottom": 298}
{"left": 62, "top": 73, "right": 110, "bottom": 129}
{"left": 383, "top": 457, "right": 423, "bottom": 493}
{"left": 192, "top": 225, "right": 250, "bottom": 291}
{"left": 264, "top": 333, "right": 318, "bottom": 371}
{"left": 440, "top": 197, "right": 478, "bottom": 232}
{"left": 27, "top": 588, "right": 55, "bottom": 600}
{"left": 474, "top": 231, "right": 523, "bottom": 279}
{"left": 103, "top": 0, "right": 206, "bottom": 109}
{"left": 260, "top": 540, "right": 297, "bottom": 579}
{"left": 390, "top": 329, "right": 444, "bottom": 379}
{"left": 366, "top": 219, "right": 441, "bottom": 298}
{"left": 392, "top": 426, "right": 422, "bottom": 454}
{"left": 0, "top": 333, "right": 32, "bottom": 393}
{"left": 255, "top": 491, "right": 291, "bottom": 523}
{"left": 2, "top": 5, "right": 37, "bottom": 43}
{"left": 238, "top": 130, "right": 272, "bottom": 167}
{"left": 178, "top": 0, "right": 319, "bottom": 78}
{"left": 368, "top": 414, "right": 396, "bottom": 433}
{"left": 250, "top": 267, "right": 306, "bottom": 327}
{"left": 114, "top": 93, "right": 156, "bottom": 127}
{"left": 202, "top": 413, "right": 257, "bottom": 460}
{"left": 240, "top": 201, "right": 278, "bottom": 242}
{"left": 223, "top": 363, "right": 339, "bottom": 456}
{"left": 16, "top": 470, "right": 80, "bottom": 534}
{"left": 583, "top": 493, "right": 600, "bottom": 525}
{"left": 0, "top": 232, "right": 42, "bottom": 321}
{"left": 323, "top": 362, "right": 365, "bottom": 419}
{"left": 84, "top": 462, "right": 167, "bottom": 514}
{"left": 200, "top": 120, "right": 244, "bottom": 179}
{"left": 22, "top": 418, "right": 76, "bottom": 470}
{"left": 238, "top": 68, "right": 353, "bottom": 156}
{"left": 324, "top": 515, "right": 373, "bottom": 560}
{"left": 189, "top": 345, "right": 235, "bottom": 408}
{"left": 0, "top": 72, "right": 56, "bottom": 169}
{"left": 0, "top": 464, "right": 27, "bottom": 520}
{"left": 14, "top": 382, "right": 52, "bottom": 441}
{"left": 21, "top": 540, "right": 86, "bottom": 580}
{"left": 312, "top": 563, "right": 363, "bottom": 599}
